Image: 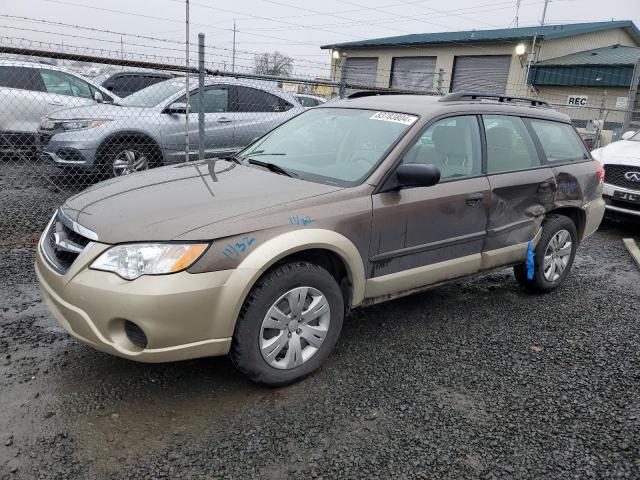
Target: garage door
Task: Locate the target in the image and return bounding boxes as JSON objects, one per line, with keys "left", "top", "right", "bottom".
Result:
{"left": 344, "top": 57, "right": 378, "bottom": 88}
{"left": 451, "top": 55, "right": 511, "bottom": 94}
{"left": 390, "top": 57, "right": 436, "bottom": 92}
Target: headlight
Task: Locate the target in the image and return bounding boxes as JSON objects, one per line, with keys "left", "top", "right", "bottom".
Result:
{"left": 59, "top": 119, "right": 111, "bottom": 131}
{"left": 91, "top": 243, "right": 208, "bottom": 280}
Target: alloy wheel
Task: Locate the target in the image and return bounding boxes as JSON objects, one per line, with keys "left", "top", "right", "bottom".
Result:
{"left": 543, "top": 229, "right": 572, "bottom": 281}
{"left": 112, "top": 149, "right": 149, "bottom": 176}
{"left": 259, "top": 286, "right": 331, "bottom": 370}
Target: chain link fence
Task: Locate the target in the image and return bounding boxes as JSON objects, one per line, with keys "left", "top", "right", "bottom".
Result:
{"left": 1, "top": 40, "right": 639, "bottom": 246}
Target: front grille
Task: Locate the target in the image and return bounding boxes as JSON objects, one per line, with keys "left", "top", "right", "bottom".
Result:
{"left": 41, "top": 210, "right": 92, "bottom": 274}
{"left": 604, "top": 195, "right": 640, "bottom": 212}
{"left": 604, "top": 165, "right": 640, "bottom": 191}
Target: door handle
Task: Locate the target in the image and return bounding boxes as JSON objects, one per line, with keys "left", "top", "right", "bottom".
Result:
{"left": 217, "top": 117, "right": 233, "bottom": 123}
{"left": 49, "top": 101, "right": 64, "bottom": 106}
{"left": 465, "top": 192, "right": 484, "bottom": 206}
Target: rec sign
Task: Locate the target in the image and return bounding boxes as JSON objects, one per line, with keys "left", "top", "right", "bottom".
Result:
{"left": 567, "top": 95, "right": 588, "bottom": 106}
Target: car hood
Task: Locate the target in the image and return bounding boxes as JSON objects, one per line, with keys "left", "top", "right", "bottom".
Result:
{"left": 61, "top": 161, "right": 342, "bottom": 243}
{"left": 48, "top": 102, "right": 152, "bottom": 120}
{"left": 595, "top": 140, "right": 640, "bottom": 166}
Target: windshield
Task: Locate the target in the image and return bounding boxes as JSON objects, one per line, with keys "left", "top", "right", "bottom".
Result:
{"left": 630, "top": 131, "right": 640, "bottom": 141}
{"left": 239, "top": 108, "right": 418, "bottom": 186}
{"left": 119, "top": 78, "right": 187, "bottom": 107}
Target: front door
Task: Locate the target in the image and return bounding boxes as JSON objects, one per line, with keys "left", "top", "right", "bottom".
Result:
{"left": 367, "top": 115, "right": 490, "bottom": 299}
{"left": 163, "top": 85, "right": 235, "bottom": 163}
{"left": 482, "top": 114, "right": 556, "bottom": 255}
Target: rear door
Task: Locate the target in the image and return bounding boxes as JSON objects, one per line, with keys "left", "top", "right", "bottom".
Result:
{"left": 230, "top": 86, "right": 296, "bottom": 148}
{"left": 0, "top": 65, "right": 48, "bottom": 136}
{"left": 482, "top": 114, "right": 556, "bottom": 256}
{"left": 368, "top": 115, "right": 490, "bottom": 298}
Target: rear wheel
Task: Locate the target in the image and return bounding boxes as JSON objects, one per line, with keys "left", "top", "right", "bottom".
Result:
{"left": 514, "top": 214, "right": 578, "bottom": 292}
{"left": 230, "top": 261, "right": 344, "bottom": 386}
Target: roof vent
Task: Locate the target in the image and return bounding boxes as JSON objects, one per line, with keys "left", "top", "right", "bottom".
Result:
{"left": 590, "top": 52, "right": 598, "bottom": 56}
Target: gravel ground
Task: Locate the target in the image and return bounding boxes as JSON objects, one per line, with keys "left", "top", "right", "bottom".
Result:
{"left": 0, "top": 154, "right": 94, "bottom": 246}
{"left": 1, "top": 220, "right": 639, "bottom": 480}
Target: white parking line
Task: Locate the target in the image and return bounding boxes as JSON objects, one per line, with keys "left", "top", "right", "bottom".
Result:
{"left": 623, "top": 238, "right": 640, "bottom": 269}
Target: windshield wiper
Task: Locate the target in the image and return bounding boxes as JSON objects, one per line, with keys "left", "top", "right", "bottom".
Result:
{"left": 247, "top": 158, "right": 297, "bottom": 177}
{"left": 246, "top": 150, "right": 287, "bottom": 156}
{"left": 219, "top": 153, "right": 242, "bottom": 164}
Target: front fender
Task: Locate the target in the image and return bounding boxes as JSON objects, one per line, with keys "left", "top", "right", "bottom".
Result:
{"left": 211, "top": 228, "right": 366, "bottom": 338}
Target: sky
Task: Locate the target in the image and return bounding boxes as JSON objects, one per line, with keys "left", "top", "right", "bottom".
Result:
{"left": 1, "top": 0, "right": 639, "bottom": 78}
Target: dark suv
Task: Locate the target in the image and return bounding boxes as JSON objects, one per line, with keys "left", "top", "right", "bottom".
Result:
{"left": 36, "top": 92, "right": 605, "bottom": 386}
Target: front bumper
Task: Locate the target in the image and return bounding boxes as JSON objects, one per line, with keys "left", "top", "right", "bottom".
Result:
{"left": 35, "top": 241, "right": 255, "bottom": 362}
{"left": 602, "top": 183, "right": 640, "bottom": 218}
{"left": 37, "top": 130, "right": 99, "bottom": 169}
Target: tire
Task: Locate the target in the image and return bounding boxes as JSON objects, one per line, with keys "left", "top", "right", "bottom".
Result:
{"left": 514, "top": 214, "right": 578, "bottom": 292}
{"left": 230, "top": 261, "right": 344, "bottom": 386}
{"left": 97, "top": 138, "right": 160, "bottom": 180}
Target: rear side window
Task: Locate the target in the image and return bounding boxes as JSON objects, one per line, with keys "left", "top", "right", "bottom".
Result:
{"left": 528, "top": 120, "right": 587, "bottom": 162}
{"left": 0, "top": 66, "right": 45, "bottom": 91}
{"left": 484, "top": 115, "right": 540, "bottom": 174}
{"left": 234, "top": 86, "right": 292, "bottom": 112}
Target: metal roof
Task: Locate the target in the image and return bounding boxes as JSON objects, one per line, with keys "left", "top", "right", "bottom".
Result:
{"left": 321, "top": 21, "right": 640, "bottom": 50}
{"left": 535, "top": 44, "right": 640, "bottom": 66}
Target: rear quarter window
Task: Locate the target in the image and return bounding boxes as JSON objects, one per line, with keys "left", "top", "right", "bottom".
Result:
{"left": 528, "top": 119, "right": 587, "bottom": 163}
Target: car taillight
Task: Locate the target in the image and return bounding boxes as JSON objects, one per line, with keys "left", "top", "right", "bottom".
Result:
{"left": 594, "top": 159, "right": 605, "bottom": 183}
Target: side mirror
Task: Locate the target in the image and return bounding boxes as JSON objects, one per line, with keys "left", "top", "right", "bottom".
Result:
{"left": 93, "top": 90, "right": 104, "bottom": 103}
{"left": 621, "top": 130, "right": 636, "bottom": 140}
{"left": 396, "top": 163, "right": 441, "bottom": 188}
{"left": 164, "top": 102, "right": 188, "bottom": 115}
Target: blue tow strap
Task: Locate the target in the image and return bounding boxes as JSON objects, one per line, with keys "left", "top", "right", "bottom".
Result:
{"left": 526, "top": 240, "right": 535, "bottom": 280}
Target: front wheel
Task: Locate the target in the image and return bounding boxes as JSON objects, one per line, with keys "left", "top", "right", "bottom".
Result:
{"left": 98, "top": 139, "right": 160, "bottom": 179}
{"left": 514, "top": 214, "right": 578, "bottom": 292}
{"left": 230, "top": 261, "right": 344, "bottom": 386}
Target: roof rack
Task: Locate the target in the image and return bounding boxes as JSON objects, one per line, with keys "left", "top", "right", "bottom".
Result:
{"left": 439, "top": 92, "right": 550, "bottom": 107}
{"left": 347, "top": 90, "right": 431, "bottom": 99}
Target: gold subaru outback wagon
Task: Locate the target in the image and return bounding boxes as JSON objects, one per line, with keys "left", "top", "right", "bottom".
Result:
{"left": 36, "top": 92, "right": 606, "bottom": 386}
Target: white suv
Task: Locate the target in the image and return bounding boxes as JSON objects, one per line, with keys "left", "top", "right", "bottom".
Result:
{"left": 0, "top": 60, "right": 118, "bottom": 153}
{"left": 591, "top": 130, "right": 640, "bottom": 220}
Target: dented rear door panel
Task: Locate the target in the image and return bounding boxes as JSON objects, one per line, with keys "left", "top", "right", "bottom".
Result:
{"left": 484, "top": 168, "right": 556, "bottom": 252}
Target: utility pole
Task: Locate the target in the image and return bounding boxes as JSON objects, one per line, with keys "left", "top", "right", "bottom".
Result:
{"left": 185, "top": 0, "right": 190, "bottom": 163}
{"left": 514, "top": 0, "right": 521, "bottom": 27}
{"left": 524, "top": 0, "right": 550, "bottom": 90}
{"left": 232, "top": 20, "right": 237, "bottom": 73}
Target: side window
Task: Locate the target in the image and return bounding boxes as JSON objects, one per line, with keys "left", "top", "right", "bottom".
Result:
{"left": 234, "top": 86, "right": 292, "bottom": 112}
{"left": 187, "top": 87, "right": 229, "bottom": 113}
{"left": 484, "top": 115, "right": 540, "bottom": 174}
{"left": 0, "top": 66, "right": 45, "bottom": 91}
{"left": 40, "top": 70, "right": 93, "bottom": 98}
{"left": 109, "top": 75, "right": 135, "bottom": 94}
{"left": 528, "top": 119, "right": 587, "bottom": 162}
{"left": 297, "top": 96, "right": 319, "bottom": 107}
{"left": 402, "top": 115, "right": 481, "bottom": 180}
